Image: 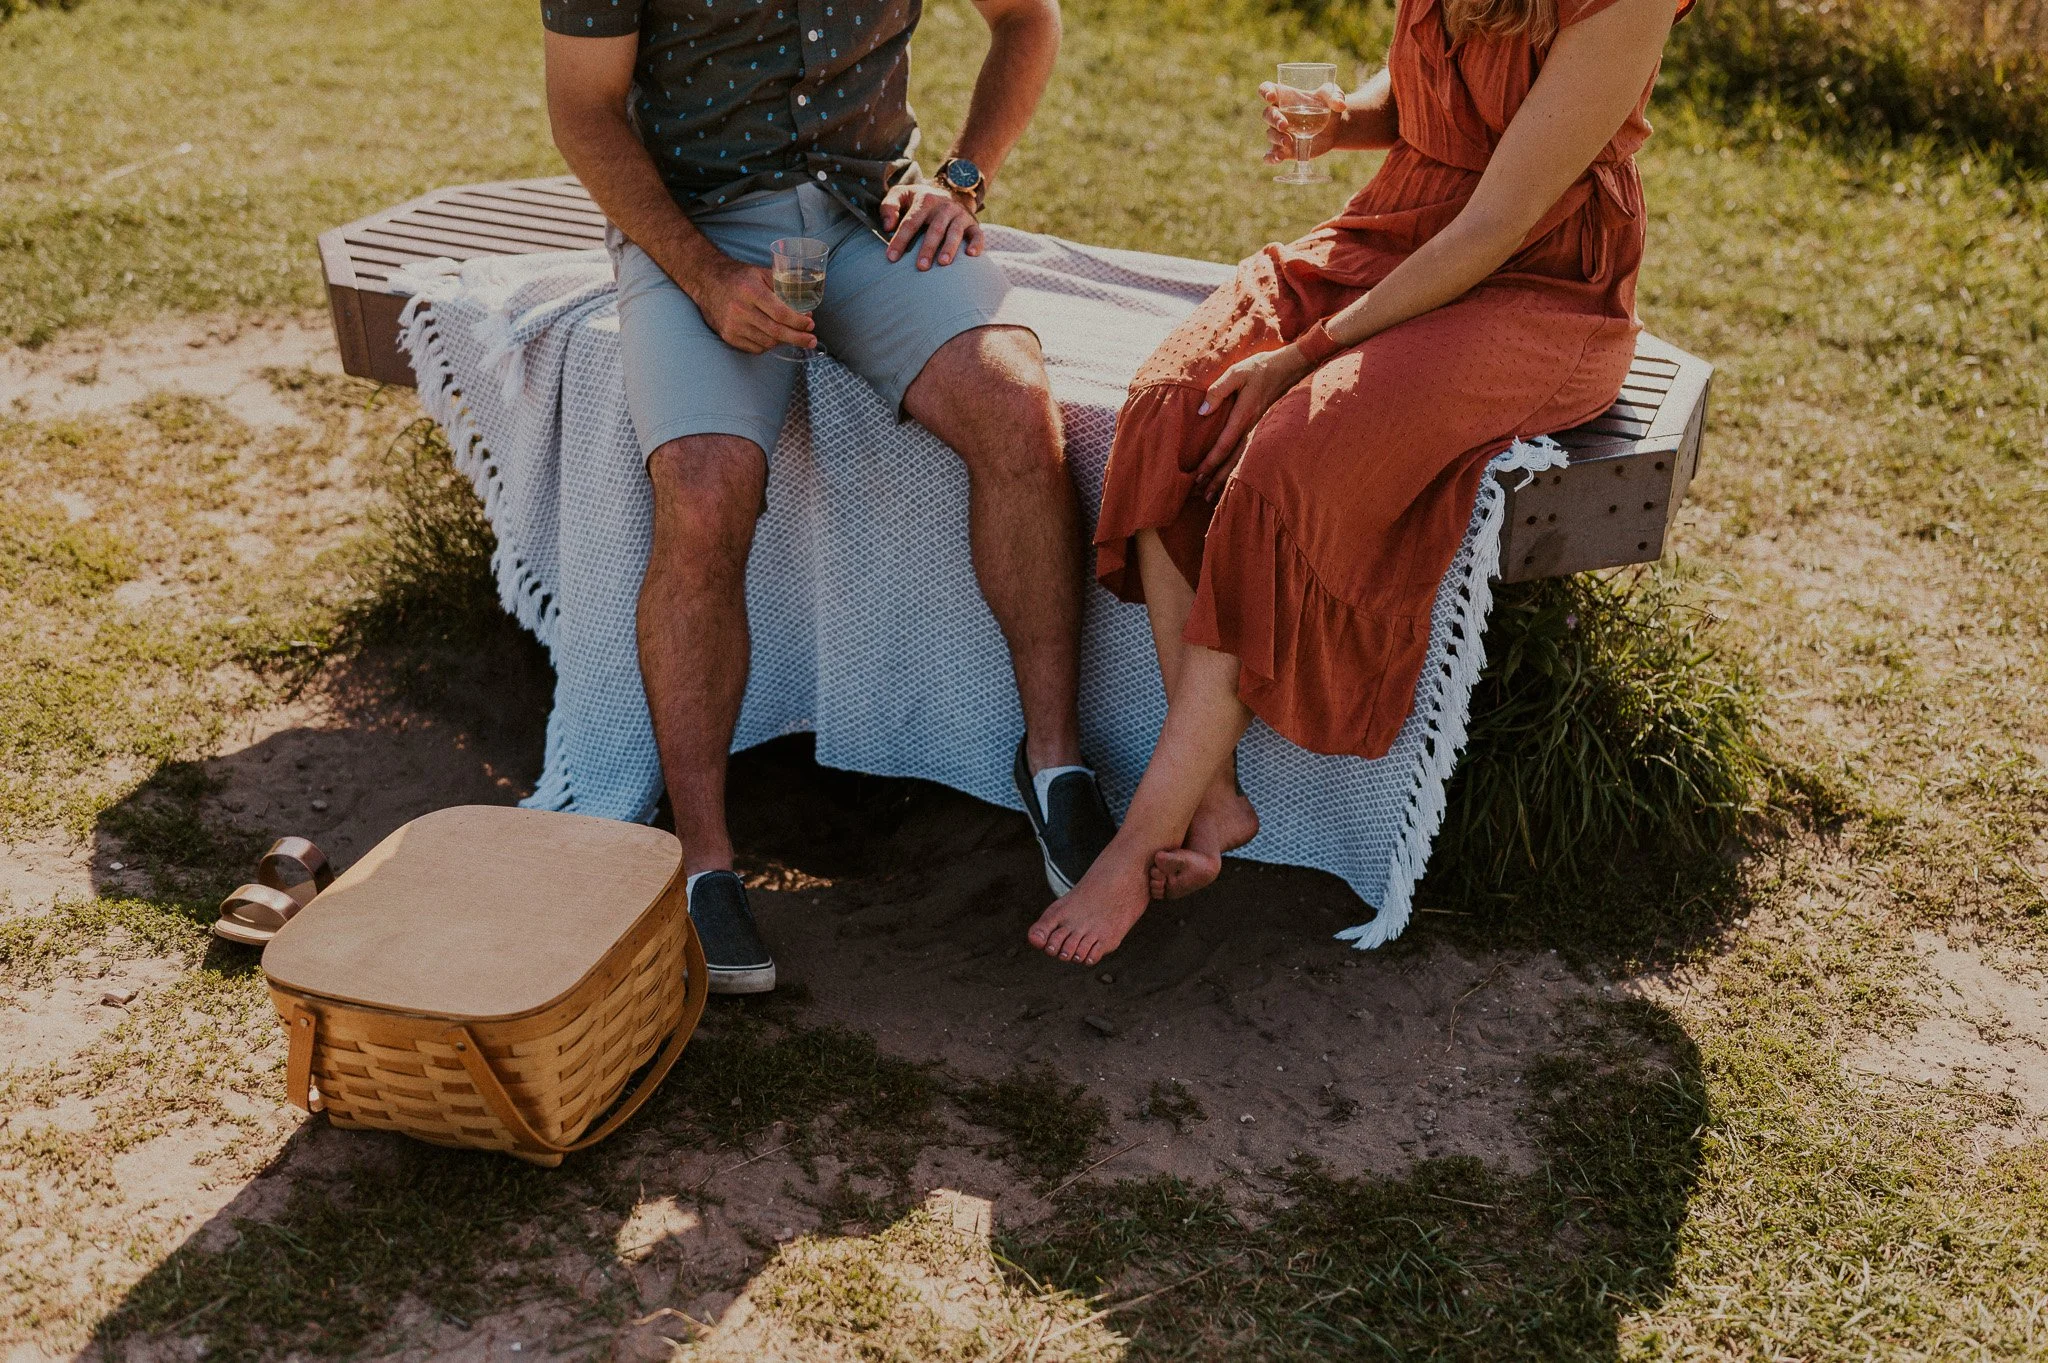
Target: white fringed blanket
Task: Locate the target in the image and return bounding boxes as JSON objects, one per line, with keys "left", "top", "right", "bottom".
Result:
{"left": 394, "top": 227, "right": 1561, "bottom": 947}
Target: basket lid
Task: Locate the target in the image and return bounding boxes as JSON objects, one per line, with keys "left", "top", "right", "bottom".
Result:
{"left": 262, "top": 806, "right": 683, "bottom": 1022}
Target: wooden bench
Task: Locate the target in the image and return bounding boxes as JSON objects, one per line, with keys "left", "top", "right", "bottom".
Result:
{"left": 319, "top": 176, "right": 1710, "bottom": 583}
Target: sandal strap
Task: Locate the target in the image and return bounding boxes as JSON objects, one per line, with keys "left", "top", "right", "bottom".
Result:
{"left": 257, "top": 837, "right": 333, "bottom": 895}
{"left": 218, "top": 882, "right": 302, "bottom": 933}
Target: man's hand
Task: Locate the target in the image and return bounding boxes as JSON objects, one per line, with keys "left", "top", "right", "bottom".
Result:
{"left": 686, "top": 252, "right": 817, "bottom": 355}
{"left": 1260, "top": 80, "right": 1350, "bottom": 165}
{"left": 879, "top": 182, "right": 984, "bottom": 270}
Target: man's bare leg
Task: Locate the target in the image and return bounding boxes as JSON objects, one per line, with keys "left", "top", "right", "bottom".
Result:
{"left": 1027, "top": 643, "right": 1253, "bottom": 964}
{"left": 902, "top": 326, "right": 1083, "bottom": 773}
{"left": 1132, "top": 528, "right": 1258, "bottom": 899}
{"left": 638, "top": 434, "right": 768, "bottom": 875}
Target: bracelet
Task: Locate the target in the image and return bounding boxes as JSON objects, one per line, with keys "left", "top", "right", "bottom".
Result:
{"left": 1294, "top": 319, "right": 1344, "bottom": 366}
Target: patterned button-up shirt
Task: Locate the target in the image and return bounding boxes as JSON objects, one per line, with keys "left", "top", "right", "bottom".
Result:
{"left": 542, "top": 0, "right": 924, "bottom": 229}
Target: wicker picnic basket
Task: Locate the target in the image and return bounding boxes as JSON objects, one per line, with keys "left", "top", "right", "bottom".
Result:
{"left": 260, "top": 806, "right": 708, "bottom": 1167}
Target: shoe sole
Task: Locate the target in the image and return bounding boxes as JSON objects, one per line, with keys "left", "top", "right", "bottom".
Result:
{"left": 1038, "top": 844, "right": 1076, "bottom": 899}
{"left": 1016, "top": 759, "right": 1079, "bottom": 899}
{"left": 707, "top": 963, "right": 778, "bottom": 995}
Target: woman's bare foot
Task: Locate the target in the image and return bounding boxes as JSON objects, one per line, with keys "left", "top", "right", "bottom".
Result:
{"left": 1027, "top": 837, "right": 1156, "bottom": 966}
{"left": 1148, "top": 780, "right": 1259, "bottom": 900}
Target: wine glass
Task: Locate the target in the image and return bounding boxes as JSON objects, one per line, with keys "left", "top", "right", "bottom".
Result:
{"left": 1273, "top": 62, "right": 1338, "bottom": 186}
{"left": 770, "top": 236, "right": 827, "bottom": 363}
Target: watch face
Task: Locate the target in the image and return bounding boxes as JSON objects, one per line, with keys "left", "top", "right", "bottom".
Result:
{"left": 943, "top": 159, "right": 981, "bottom": 190}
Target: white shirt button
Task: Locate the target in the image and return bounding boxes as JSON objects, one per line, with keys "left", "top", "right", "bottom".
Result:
{"left": 807, "top": 28, "right": 820, "bottom": 39}
{"left": 815, "top": 170, "right": 828, "bottom": 180}
{"left": 796, "top": 93, "right": 809, "bottom": 105}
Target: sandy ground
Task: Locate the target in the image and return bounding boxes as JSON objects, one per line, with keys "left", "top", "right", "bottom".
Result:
{"left": 0, "top": 314, "right": 339, "bottom": 429}
{"left": 5, "top": 317, "right": 2047, "bottom": 1359}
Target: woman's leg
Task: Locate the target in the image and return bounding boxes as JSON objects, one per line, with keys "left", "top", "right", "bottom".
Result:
{"left": 1026, "top": 639, "right": 1253, "bottom": 965}
{"left": 1134, "top": 530, "right": 1259, "bottom": 899}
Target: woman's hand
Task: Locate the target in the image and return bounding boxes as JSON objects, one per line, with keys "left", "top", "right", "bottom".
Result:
{"left": 1193, "top": 343, "right": 1315, "bottom": 500}
{"left": 1260, "top": 80, "right": 1348, "bottom": 165}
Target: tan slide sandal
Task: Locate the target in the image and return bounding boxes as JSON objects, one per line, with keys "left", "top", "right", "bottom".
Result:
{"left": 214, "top": 837, "right": 335, "bottom": 947}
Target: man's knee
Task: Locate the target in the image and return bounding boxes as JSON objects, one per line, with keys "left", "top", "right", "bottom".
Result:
{"left": 647, "top": 435, "right": 768, "bottom": 547}
{"left": 916, "top": 327, "right": 1063, "bottom": 473}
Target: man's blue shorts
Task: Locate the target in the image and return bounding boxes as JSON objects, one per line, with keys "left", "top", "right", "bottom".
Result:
{"left": 612, "top": 181, "right": 1014, "bottom": 461}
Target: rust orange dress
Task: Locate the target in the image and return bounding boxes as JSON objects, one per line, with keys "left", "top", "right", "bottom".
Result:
{"left": 1094, "top": 0, "right": 1691, "bottom": 758}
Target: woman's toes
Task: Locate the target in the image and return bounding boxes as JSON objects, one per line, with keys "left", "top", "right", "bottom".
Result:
{"left": 1027, "top": 906, "right": 1063, "bottom": 949}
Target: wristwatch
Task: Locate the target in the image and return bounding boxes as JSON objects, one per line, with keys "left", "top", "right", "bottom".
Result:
{"left": 935, "top": 157, "right": 986, "bottom": 212}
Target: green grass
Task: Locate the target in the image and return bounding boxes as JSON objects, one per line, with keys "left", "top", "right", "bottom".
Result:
{"left": 1669, "top": 0, "right": 2048, "bottom": 173}
{"left": 97, "top": 1149, "right": 598, "bottom": 1360}
{"left": 661, "top": 1014, "right": 949, "bottom": 1188}
{"left": 1426, "top": 571, "right": 1768, "bottom": 948}
{"left": 955, "top": 1065, "right": 1113, "bottom": 1185}
{"left": 3, "top": 0, "right": 2048, "bottom": 1356}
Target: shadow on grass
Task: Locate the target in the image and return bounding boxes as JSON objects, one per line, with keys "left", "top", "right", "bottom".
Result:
{"left": 1008, "top": 999, "right": 1709, "bottom": 1361}
{"left": 85, "top": 988, "right": 1707, "bottom": 1361}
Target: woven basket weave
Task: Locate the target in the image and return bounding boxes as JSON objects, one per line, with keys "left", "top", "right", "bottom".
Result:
{"left": 262, "top": 807, "right": 708, "bottom": 1167}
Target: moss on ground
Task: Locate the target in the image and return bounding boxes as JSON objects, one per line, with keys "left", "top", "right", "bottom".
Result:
{"left": 956, "top": 1065, "right": 1113, "bottom": 1185}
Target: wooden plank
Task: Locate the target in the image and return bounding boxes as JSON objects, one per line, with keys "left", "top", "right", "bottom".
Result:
{"left": 483, "top": 176, "right": 597, "bottom": 207}
{"left": 317, "top": 228, "right": 372, "bottom": 380}
{"left": 435, "top": 194, "right": 608, "bottom": 235}
{"left": 427, "top": 192, "right": 606, "bottom": 229}
{"left": 355, "top": 220, "right": 590, "bottom": 259}
{"left": 357, "top": 290, "right": 419, "bottom": 389}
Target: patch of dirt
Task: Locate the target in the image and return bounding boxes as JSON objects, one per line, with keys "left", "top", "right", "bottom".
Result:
{"left": 0, "top": 961, "right": 183, "bottom": 1075}
{"left": 0, "top": 315, "right": 339, "bottom": 430}
{"left": 142, "top": 664, "right": 549, "bottom": 873}
{"left": 0, "top": 836, "right": 95, "bottom": 918}
{"left": 730, "top": 743, "right": 1585, "bottom": 1193}
{"left": 1849, "top": 930, "right": 2048, "bottom": 1143}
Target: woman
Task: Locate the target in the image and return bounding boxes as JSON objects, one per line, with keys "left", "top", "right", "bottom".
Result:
{"left": 1028, "top": 0, "right": 1691, "bottom": 965}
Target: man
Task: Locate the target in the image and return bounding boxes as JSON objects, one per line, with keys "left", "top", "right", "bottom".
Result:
{"left": 543, "top": 0, "right": 1116, "bottom": 993}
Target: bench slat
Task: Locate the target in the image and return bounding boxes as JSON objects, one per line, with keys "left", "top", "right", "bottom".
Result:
{"left": 316, "top": 176, "right": 1710, "bottom": 582}
{"left": 420, "top": 199, "right": 609, "bottom": 240}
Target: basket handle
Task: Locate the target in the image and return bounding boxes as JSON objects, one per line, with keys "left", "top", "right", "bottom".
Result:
{"left": 285, "top": 1002, "right": 325, "bottom": 1112}
{"left": 445, "top": 910, "right": 710, "bottom": 1159}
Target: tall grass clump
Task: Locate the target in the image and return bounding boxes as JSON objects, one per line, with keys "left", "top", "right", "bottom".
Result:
{"left": 332, "top": 419, "right": 502, "bottom": 653}
{"left": 1669, "top": 0, "right": 2048, "bottom": 171}
{"left": 1431, "top": 572, "right": 1765, "bottom": 910}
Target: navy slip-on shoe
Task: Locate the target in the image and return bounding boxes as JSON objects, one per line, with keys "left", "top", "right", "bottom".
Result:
{"left": 1013, "top": 740, "right": 1119, "bottom": 898}
{"left": 687, "top": 870, "right": 777, "bottom": 995}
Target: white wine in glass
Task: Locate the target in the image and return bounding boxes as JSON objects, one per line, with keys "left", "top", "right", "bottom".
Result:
{"left": 771, "top": 236, "right": 827, "bottom": 363}
{"left": 1274, "top": 61, "right": 1338, "bottom": 185}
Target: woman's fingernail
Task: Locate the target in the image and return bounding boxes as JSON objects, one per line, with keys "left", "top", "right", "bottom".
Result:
{"left": 1198, "top": 402, "right": 1211, "bottom": 415}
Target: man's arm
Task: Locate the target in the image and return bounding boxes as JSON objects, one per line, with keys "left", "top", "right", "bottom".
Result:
{"left": 543, "top": 32, "right": 815, "bottom": 354}
{"left": 879, "top": 0, "right": 1060, "bottom": 269}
